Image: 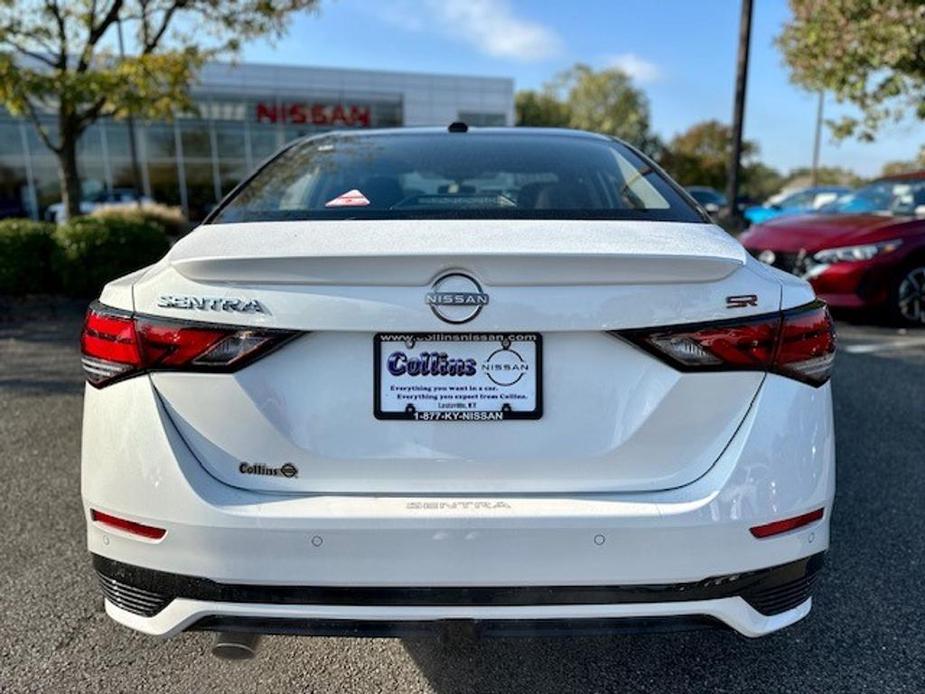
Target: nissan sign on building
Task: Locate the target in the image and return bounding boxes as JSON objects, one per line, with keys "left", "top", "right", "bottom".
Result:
{"left": 0, "top": 61, "right": 514, "bottom": 222}
{"left": 254, "top": 102, "right": 373, "bottom": 127}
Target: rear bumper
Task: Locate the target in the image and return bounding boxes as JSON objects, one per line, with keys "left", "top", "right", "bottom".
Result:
{"left": 82, "top": 373, "right": 835, "bottom": 639}
{"left": 95, "top": 552, "right": 824, "bottom": 639}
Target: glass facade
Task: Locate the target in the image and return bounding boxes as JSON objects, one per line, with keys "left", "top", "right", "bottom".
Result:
{"left": 0, "top": 61, "right": 515, "bottom": 222}
{"left": 0, "top": 92, "right": 403, "bottom": 222}
{"left": 0, "top": 122, "right": 32, "bottom": 218}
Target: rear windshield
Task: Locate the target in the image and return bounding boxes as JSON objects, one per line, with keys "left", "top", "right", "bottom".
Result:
{"left": 210, "top": 131, "right": 704, "bottom": 224}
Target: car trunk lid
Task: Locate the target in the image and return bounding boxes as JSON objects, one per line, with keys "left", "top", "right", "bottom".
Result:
{"left": 136, "top": 220, "right": 780, "bottom": 494}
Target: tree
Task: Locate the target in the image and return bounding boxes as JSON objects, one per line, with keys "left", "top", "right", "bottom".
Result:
{"left": 741, "top": 162, "right": 784, "bottom": 203}
{"left": 778, "top": 0, "right": 925, "bottom": 141}
{"left": 882, "top": 160, "right": 919, "bottom": 177}
{"left": 557, "top": 64, "right": 654, "bottom": 150}
{"left": 515, "top": 90, "right": 570, "bottom": 128}
{"left": 658, "top": 120, "right": 784, "bottom": 202}
{"left": 516, "top": 63, "right": 659, "bottom": 154}
{"left": 659, "top": 120, "right": 758, "bottom": 190}
{"left": 782, "top": 166, "right": 863, "bottom": 188}
{"left": 881, "top": 148, "right": 925, "bottom": 176}
{"left": 0, "top": 1, "right": 319, "bottom": 220}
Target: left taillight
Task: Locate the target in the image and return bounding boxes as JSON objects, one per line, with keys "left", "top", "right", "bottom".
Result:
{"left": 80, "top": 302, "right": 298, "bottom": 388}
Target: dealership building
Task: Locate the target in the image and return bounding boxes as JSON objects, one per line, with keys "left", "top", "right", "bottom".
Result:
{"left": 0, "top": 62, "right": 515, "bottom": 221}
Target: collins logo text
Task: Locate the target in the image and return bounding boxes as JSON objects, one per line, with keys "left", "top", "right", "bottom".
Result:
{"left": 239, "top": 462, "right": 298, "bottom": 478}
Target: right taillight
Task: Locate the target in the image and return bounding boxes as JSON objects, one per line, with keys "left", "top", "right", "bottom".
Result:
{"left": 619, "top": 301, "right": 836, "bottom": 387}
{"left": 80, "top": 302, "right": 299, "bottom": 388}
{"left": 772, "top": 303, "right": 838, "bottom": 385}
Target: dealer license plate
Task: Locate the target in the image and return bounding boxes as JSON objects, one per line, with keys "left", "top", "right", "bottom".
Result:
{"left": 374, "top": 333, "right": 542, "bottom": 421}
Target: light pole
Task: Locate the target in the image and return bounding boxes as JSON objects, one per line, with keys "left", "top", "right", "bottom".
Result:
{"left": 725, "top": 0, "right": 754, "bottom": 222}
{"left": 811, "top": 91, "right": 824, "bottom": 187}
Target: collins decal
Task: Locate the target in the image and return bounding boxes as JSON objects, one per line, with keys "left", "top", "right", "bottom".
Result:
{"left": 239, "top": 462, "right": 298, "bottom": 478}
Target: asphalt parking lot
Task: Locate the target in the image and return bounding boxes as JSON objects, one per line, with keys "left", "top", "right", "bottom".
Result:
{"left": 1, "top": 301, "right": 923, "bottom": 693}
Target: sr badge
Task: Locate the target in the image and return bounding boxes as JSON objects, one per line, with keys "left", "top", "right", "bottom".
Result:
{"left": 726, "top": 294, "right": 759, "bottom": 309}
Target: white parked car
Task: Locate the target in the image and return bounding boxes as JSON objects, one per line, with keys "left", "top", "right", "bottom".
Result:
{"left": 46, "top": 188, "right": 152, "bottom": 223}
{"left": 81, "top": 126, "right": 835, "bottom": 655}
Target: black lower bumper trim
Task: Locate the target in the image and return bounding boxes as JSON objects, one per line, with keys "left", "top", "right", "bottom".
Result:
{"left": 190, "top": 615, "right": 724, "bottom": 638}
{"left": 92, "top": 552, "right": 824, "bottom": 620}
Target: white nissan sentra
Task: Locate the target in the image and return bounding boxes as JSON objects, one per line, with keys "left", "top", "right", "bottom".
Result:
{"left": 81, "top": 126, "right": 835, "bottom": 652}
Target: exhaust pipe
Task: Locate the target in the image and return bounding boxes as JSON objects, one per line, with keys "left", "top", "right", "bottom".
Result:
{"left": 211, "top": 632, "right": 261, "bottom": 660}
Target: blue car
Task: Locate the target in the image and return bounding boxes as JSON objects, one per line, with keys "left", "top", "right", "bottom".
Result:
{"left": 685, "top": 186, "right": 727, "bottom": 215}
{"left": 745, "top": 186, "right": 852, "bottom": 225}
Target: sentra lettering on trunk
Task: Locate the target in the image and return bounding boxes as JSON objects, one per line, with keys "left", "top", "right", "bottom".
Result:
{"left": 406, "top": 501, "right": 512, "bottom": 510}
{"left": 157, "top": 295, "right": 266, "bottom": 313}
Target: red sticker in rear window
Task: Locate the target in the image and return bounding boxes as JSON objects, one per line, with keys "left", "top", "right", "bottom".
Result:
{"left": 325, "top": 189, "right": 370, "bottom": 207}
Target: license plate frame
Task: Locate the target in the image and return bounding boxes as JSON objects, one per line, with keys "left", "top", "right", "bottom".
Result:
{"left": 374, "top": 332, "right": 543, "bottom": 421}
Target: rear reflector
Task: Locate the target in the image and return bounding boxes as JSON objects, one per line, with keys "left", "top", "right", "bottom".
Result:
{"left": 90, "top": 510, "right": 167, "bottom": 540}
{"left": 619, "top": 301, "right": 836, "bottom": 386}
{"left": 749, "top": 509, "right": 824, "bottom": 538}
{"left": 80, "top": 302, "right": 299, "bottom": 388}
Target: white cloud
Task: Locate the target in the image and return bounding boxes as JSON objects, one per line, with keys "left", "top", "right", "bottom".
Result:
{"left": 383, "top": 0, "right": 563, "bottom": 62}
{"left": 606, "top": 53, "right": 663, "bottom": 83}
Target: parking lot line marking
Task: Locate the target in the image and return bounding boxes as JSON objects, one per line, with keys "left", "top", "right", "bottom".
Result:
{"left": 842, "top": 338, "right": 925, "bottom": 354}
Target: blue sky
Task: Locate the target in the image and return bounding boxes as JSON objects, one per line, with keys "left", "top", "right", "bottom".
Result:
{"left": 241, "top": 0, "right": 922, "bottom": 178}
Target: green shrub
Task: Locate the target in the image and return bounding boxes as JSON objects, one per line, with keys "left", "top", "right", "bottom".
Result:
{"left": 90, "top": 202, "right": 189, "bottom": 237}
{"left": 52, "top": 216, "right": 170, "bottom": 297}
{"left": 0, "top": 218, "right": 55, "bottom": 295}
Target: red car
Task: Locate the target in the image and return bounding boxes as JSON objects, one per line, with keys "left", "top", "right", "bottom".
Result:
{"left": 741, "top": 173, "right": 925, "bottom": 325}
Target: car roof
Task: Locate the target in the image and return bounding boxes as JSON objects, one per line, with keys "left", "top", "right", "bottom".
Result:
{"left": 789, "top": 185, "right": 851, "bottom": 194}
{"left": 295, "top": 126, "right": 618, "bottom": 145}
